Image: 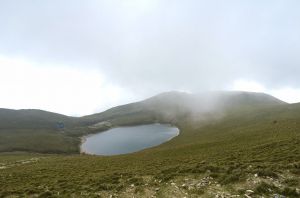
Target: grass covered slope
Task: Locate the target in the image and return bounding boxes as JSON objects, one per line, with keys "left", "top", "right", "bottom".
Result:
{"left": 0, "top": 109, "right": 84, "bottom": 153}
{"left": 82, "top": 91, "right": 285, "bottom": 126}
{"left": 0, "top": 91, "right": 285, "bottom": 154}
{"left": 0, "top": 92, "right": 299, "bottom": 197}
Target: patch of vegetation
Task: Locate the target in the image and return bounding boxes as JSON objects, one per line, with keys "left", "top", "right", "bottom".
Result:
{"left": 256, "top": 168, "right": 279, "bottom": 178}
{"left": 219, "top": 172, "right": 242, "bottom": 185}
{"left": 189, "top": 188, "right": 205, "bottom": 195}
{"left": 0, "top": 92, "right": 300, "bottom": 196}
{"left": 284, "top": 178, "right": 299, "bottom": 187}
{"left": 281, "top": 187, "right": 300, "bottom": 197}
{"left": 254, "top": 182, "right": 279, "bottom": 194}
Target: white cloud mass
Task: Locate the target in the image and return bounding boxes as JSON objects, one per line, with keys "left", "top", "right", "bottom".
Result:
{"left": 0, "top": 0, "right": 300, "bottom": 115}
{"left": 0, "top": 56, "right": 137, "bottom": 116}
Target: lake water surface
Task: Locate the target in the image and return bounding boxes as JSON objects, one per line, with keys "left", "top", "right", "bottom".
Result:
{"left": 81, "top": 124, "right": 179, "bottom": 155}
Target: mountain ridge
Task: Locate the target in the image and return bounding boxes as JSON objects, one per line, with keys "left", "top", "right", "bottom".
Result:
{"left": 1, "top": 91, "right": 300, "bottom": 197}
{"left": 0, "top": 91, "right": 290, "bottom": 153}
{"left": 82, "top": 91, "right": 286, "bottom": 126}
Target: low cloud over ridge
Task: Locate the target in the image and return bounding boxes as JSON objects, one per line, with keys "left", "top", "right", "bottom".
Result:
{"left": 0, "top": 0, "right": 300, "bottom": 115}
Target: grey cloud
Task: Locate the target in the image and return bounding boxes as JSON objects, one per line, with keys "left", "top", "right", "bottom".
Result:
{"left": 1, "top": 0, "right": 300, "bottom": 95}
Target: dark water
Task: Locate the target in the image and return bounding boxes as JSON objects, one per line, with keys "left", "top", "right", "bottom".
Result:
{"left": 81, "top": 124, "right": 179, "bottom": 155}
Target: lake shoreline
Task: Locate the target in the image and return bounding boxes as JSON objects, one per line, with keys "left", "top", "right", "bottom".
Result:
{"left": 80, "top": 135, "right": 93, "bottom": 155}
{"left": 80, "top": 123, "right": 179, "bottom": 156}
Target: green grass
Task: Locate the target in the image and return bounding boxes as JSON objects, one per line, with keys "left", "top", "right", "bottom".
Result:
{"left": 0, "top": 92, "right": 299, "bottom": 197}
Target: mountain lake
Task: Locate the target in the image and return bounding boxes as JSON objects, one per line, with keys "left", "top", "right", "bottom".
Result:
{"left": 80, "top": 124, "right": 179, "bottom": 155}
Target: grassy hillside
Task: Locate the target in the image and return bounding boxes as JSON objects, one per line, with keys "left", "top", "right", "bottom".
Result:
{"left": 0, "top": 91, "right": 299, "bottom": 197}
{"left": 0, "top": 109, "right": 84, "bottom": 153}
{"left": 0, "top": 91, "right": 284, "bottom": 153}
{"left": 82, "top": 91, "right": 285, "bottom": 126}
{"left": 0, "top": 109, "right": 77, "bottom": 129}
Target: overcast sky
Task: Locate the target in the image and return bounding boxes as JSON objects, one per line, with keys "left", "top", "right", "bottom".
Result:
{"left": 1, "top": 0, "right": 300, "bottom": 116}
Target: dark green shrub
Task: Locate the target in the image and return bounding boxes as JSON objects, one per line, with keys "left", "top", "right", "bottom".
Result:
{"left": 219, "top": 173, "right": 240, "bottom": 184}
{"left": 204, "top": 165, "right": 221, "bottom": 173}
{"left": 219, "top": 168, "right": 244, "bottom": 184}
{"left": 256, "top": 169, "right": 278, "bottom": 178}
{"left": 284, "top": 178, "right": 299, "bottom": 187}
{"left": 127, "top": 177, "right": 143, "bottom": 186}
{"left": 38, "top": 191, "right": 53, "bottom": 198}
{"left": 290, "top": 168, "right": 300, "bottom": 175}
{"left": 97, "top": 184, "right": 114, "bottom": 191}
{"left": 281, "top": 187, "right": 299, "bottom": 197}
{"left": 190, "top": 188, "right": 205, "bottom": 195}
{"left": 254, "top": 182, "right": 279, "bottom": 194}
{"left": 209, "top": 172, "right": 220, "bottom": 179}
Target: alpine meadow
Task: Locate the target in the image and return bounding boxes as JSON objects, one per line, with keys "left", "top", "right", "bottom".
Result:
{"left": 1, "top": 1, "right": 300, "bottom": 198}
